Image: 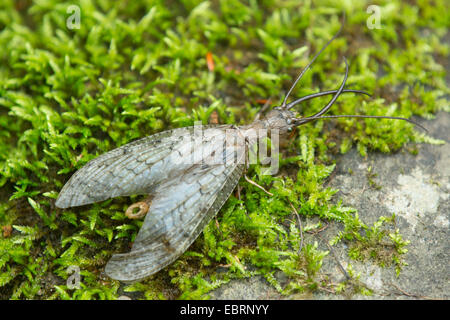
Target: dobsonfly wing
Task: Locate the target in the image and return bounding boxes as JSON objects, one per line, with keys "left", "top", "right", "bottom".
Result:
{"left": 56, "top": 123, "right": 246, "bottom": 282}
{"left": 55, "top": 124, "right": 232, "bottom": 208}
{"left": 105, "top": 160, "right": 244, "bottom": 282}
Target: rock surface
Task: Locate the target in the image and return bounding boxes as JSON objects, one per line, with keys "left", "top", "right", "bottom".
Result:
{"left": 211, "top": 111, "right": 449, "bottom": 300}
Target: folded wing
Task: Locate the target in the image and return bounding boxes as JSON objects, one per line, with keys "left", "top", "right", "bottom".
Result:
{"left": 55, "top": 125, "right": 230, "bottom": 208}
{"left": 105, "top": 159, "right": 245, "bottom": 282}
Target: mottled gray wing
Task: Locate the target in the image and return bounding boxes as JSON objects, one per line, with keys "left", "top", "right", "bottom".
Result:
{"left": 55, "top": 125, "right": 230, "bottom": 208}
{"left": 104, "top": 161, "right": 245, "bottom": 282}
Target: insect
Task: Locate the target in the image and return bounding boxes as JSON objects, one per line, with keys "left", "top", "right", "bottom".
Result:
{"left": 55, "top": 26, "right": 424, "bottom": 282}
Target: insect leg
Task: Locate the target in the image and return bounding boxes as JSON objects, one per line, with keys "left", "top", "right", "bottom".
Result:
{"left": 214, "top": 216, "right": 223, "bottom": 237}
{"left": 288, "top": 200, "right": 304, "bottom": 254}
{"left": 244, "top": 175, "right": 273, "bottom": 196}
{"left": 253, "top": 98, "right": 272, "bottom": 121}
{"left": 236, "top": 184, "right": 251, "bottom": 220}
{"left": 243, "top": 136, "right": 273, "bottom": 196}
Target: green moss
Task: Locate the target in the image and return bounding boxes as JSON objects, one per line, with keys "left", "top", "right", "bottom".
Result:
{"left": 345, "top": 214, "right": 410, "bottom": 277}
{"left": 0, "top": 0, "right": 448, "bottom": 299}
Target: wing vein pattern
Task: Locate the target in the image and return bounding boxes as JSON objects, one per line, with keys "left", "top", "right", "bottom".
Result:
{"left": 55, "top": 125, "right": 231, "bottom": 208}
{"left": 56, "top": 124, "right": 247, "bottom": 282}
{"left": 104, "top": 139, "right": 245, "bottom": 281}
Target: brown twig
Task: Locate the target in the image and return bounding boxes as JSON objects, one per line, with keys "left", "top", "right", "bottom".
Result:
{"left": 389, "top": 282, "right": 440, "bottom": 300}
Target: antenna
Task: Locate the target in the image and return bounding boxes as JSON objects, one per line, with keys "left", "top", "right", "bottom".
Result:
{"left": 281, "top": 16, "right": 345, "bottom": 108}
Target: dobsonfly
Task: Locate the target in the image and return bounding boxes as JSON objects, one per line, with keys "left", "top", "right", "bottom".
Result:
{"left": 55, "top": 25, "right": 425, "bottom": 282}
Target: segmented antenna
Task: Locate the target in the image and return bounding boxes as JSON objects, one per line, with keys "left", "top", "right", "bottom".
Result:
{"left": 295, "top": 114, "right": 428, "bottom": 132}
{"left": 290, "top": 58, "right": 427, "bottom": 132}
{"left": 285, "top": 89, "right": 370, "bottom": 110}
{"left": 281, "top": 18, "right": 345, "bottom": 108}
{"left": 292, "top": 56, "right": 349, "bottom": 125}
